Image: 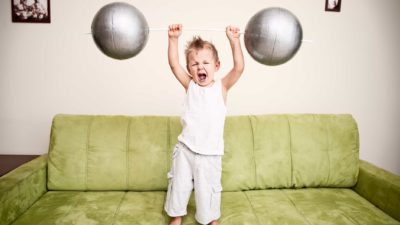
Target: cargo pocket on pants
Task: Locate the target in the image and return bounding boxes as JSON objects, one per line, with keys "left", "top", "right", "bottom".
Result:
{"left": 165, "top": 145, "right": 177, "bottom": 212}
{"left": 165, "top": 172, "right": 174, "bottom": 209}
{"left": 166, "top": 144, "right": 179, "bottom": 196}
{"left": 210, "top": 185, "right": 223, "bottom": 211}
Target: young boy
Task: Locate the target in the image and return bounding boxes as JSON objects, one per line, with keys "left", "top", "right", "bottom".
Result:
{"left": 164, "top": 24, "right": 244, "bottom": 225}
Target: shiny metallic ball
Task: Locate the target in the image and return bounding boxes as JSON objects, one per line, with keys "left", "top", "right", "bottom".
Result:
{"left": 91, "top": 2, "right": 149, "bottom": 60}
{"left": 244, "top": 7, "right": 303, "bottom": 66}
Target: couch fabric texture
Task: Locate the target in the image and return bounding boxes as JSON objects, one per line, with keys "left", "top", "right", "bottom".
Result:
{"left": 1, "top": 114, "right": 399, "bottom": 225}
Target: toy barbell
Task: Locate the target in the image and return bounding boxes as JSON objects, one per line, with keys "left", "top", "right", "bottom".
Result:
{"left": 91, "top": 2, "right": 304, "bottom": 66}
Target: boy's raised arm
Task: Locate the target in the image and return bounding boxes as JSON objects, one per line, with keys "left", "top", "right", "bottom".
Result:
{"left": 222, "top": 26, "right": 245, "bottom": 91}
{"left": 168, "top": 24, "right": 191, "bottom": 90}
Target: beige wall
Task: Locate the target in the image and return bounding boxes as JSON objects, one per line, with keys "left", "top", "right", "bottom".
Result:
{"left": 1, "top": 0, "right": 399, "bottom": 174}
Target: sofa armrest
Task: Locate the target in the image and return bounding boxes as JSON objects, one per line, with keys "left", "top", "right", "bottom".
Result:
{"left": 353, "top": 160, "right": 400, "bottom": 221}
{"left": 0, "top": 154, "right": 48, "bottom": 225}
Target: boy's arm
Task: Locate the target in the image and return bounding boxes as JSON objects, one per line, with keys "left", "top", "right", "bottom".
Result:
{"left": 222, "top": 26, "right": 245, "bottom": 92}
{"left": 168, "top": 24, "right": 191, "bottom": 90}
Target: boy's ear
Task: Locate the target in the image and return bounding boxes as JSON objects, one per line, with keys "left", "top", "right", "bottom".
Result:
{"left": 186, "top": 65, "right": 193, "bottom": 78}
{"left": 215, "top": 60, "right": 221, "bottom": 71}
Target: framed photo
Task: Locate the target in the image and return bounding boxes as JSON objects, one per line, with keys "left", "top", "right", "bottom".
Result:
{"left": 12, "top": 0, "right": 50, "bottom": 23}
{"left": 325, "top": 0, "right": 341, "bottom": 12}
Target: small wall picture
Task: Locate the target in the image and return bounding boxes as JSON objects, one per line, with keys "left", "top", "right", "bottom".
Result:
{"left": 325, "top": 0, "right": 341, "bottom": 12}
{"left": 12, "top": 0, "right": 50, "bottom": 23}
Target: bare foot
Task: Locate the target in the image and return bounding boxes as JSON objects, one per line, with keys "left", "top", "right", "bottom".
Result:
{"left": 209, "top": 220, "right": 219, "bottom": 225}
{"left": 169, "top": 216, "right": 182, "bottom": 225}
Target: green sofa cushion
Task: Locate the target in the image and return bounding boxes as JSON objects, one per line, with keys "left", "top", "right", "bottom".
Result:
{"left": 244, "top": 188, "right": 399, "bottom": 225}
{"left": 287, "top": 115, "right": 359, "bottom": 188}
{"left": 48, "top": 114, "right": 359, "bottom": 191}
{"left": 48, "top": 115, "right": 170, "bottom": 191}
{"left": 223, "top": 116, "right": 257, "bottom": 191}
{"left": 10, "top": 191, "right": 167, "bottom": 225}
{"left": 10, "top": 189, "right": 399, "bottom": 225}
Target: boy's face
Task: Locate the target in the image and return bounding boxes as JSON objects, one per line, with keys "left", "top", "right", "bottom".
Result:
{"left": 187, "top": 48, "right": 220, "bottom": 87}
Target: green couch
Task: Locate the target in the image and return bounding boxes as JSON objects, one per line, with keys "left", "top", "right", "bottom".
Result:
{"left": 1, "top": 114, "right": 399, "bottom": 225}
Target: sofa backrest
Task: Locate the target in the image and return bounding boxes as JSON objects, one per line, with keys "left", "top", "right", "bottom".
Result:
{"left": 47, "top": 114, "right": 359, "bottom": 191}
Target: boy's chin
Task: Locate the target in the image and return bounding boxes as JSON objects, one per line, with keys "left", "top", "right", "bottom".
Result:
{"left": 197, "top": 79, "right": 213, "bottom": 87}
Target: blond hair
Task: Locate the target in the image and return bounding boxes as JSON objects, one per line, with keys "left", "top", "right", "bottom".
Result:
{"left": 185, "top": 36, "right": 219, "bottom": 64}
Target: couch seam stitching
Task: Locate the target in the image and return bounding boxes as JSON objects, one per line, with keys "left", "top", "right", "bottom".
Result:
{"left": 166, "top": 117, "right": 171, "bottom": 189}
{"left": 85, "top": 117, "right": 94, "bottom": 190}
{"left": 126, "top": 118, "right": 132, "bottom": 190}
{"left": 325, "top": 117, "right": 331, "bottom": 186}
{"left": 111, "top": 191, "right": 127, "bottom": 225}
{"left": 285, "top": 115, "right": 294, "bottom": 188}
{"left": 243, "top": 191, "right": 262, "bottom": 225}
{"left": 354, "top": 117, "right": 360, "bottom": 182}
{"left": 339, "top": 207, "right": 362, "bottom": 225}
{"left": 281, "top": 190, "right": 312, "bottom": 225}
{"left": 248, "top": 116, "right": 258, "bottom": 188}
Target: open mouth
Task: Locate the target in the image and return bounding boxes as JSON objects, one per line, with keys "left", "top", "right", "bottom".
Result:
{"left": 198, "top": 73, "right": 207, "bottom": 82}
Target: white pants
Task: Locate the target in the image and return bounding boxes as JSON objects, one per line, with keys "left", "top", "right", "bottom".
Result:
{"left": 164, "top": 142, "right": 223, "bottom": 225}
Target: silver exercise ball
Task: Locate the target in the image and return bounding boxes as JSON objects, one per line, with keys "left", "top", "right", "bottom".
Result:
{"left": 244, "top": 7, "right": 303, "bottom": 66}
{"left": 91, "top": 2, "right": 149, "bottom": 60}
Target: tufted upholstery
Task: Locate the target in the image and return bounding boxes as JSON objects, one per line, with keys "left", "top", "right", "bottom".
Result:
{"left": 47, "top": 114, "right": 359, "bottom": 191}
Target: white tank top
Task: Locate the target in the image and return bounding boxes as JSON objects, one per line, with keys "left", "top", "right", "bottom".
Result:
{"left": 178, "top": 79, "right": 227, "bottom": 155}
